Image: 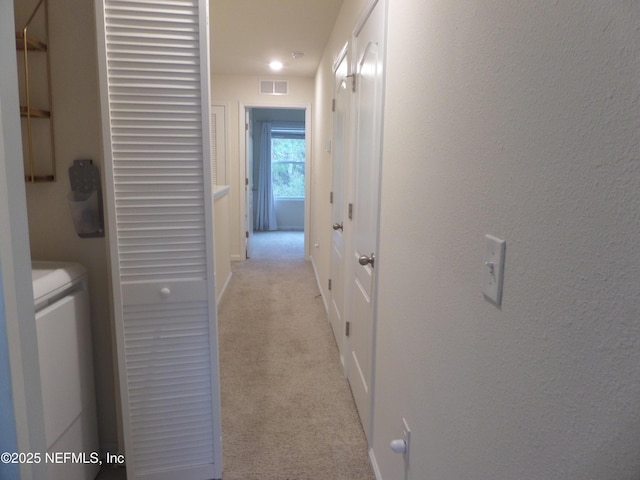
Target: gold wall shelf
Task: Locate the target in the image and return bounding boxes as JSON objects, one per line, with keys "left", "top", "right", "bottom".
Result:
{"left": 20, "top": 106, "right": 50, "bottom": 118}
{"left": 15, "top": 32, "right": 47, "bottom": 52}
{"left": 17, "top": 0, "right": 56, "bottom": 183}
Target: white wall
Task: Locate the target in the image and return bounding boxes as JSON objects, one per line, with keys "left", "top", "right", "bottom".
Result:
{"left": 211, "top": 74, "right": 313, "bottom": 259}
{"left": 372, "top": 1, "right": 640, "bottom": 479}
{"left": 273, "top": 199, "right": 304, "bottom": 231}
{"left": 13, "top": 0, "right": 118, "bottom": 453}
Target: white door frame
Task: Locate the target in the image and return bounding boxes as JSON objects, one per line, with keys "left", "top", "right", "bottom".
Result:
{"left": 329, "top": 42, "right": 352, "bottom": 371}
{"left": 95, "top": 0, "right": 223, "bottom": 477}
{"left": 343, "top": 0, "right": 387, "bottom": 443}
{"left": 244, "top": 108, "right": 254, "bottom": 258}
{"left": 0, "top": 4, "right": 49, "bottom": 477}
{"left": 238, "top": 102, "right": 312, "bottom": 258}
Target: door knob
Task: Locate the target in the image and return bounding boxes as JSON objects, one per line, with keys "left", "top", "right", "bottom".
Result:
{"left": 332, "top": 222, "right": 343, "bottom": 231}
{"left": 358, "top": 253, "right": 375, "bottom": 268}
{"left": 390, "top": 439, "right": 407, "bottom": 454}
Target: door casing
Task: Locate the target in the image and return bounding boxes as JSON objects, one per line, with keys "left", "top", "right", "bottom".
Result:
{"left": 341, "top": 0, "right": 387, "bottom": 444}
{"left": 329, "top": 42, "right": 351, "bottom": 370}
{"left": 238, "top": 102, "right": 312, "bottom": 258}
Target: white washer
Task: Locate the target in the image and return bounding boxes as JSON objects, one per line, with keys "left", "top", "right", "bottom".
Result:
{"left": 32, "top": 261, "right": 100, "bottom": 480}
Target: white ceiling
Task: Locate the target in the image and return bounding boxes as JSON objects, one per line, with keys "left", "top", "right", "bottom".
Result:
{"left": 210, "top": 0, "right": 344, "bottom": 77}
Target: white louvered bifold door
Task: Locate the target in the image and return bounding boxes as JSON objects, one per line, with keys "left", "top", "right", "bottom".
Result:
{"left": 95, "top": 1, "right": 222, "bottom": 479}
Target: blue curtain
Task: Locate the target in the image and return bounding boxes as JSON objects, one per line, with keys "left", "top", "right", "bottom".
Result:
{"left": 255, "top": 122, "right": 278, "bottom": 231}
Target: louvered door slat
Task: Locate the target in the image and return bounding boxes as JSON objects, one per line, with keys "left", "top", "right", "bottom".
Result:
{"left": 96, "top": 0, "right": 221, "bottom": 478}
{"left": 122, "top": 300, "right": 214, "bottom": 472}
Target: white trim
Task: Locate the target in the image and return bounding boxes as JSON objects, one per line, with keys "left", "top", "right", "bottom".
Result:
{"left": 329, "top": 41, "right": 352, "bottom": 379}
{"left": 346, "top": 0, "right": 388, "bottom": 446}
{"left": 238, "top": 102, "right": 312, "bottom": 259}
{"left": 368, "top": 0, "right": 388, "bottom": 452}
{"left": 354, "top": 0, "right": 379, "bottom": 38}
{"left": 369, "top": 448, "right": 384, "bottom": 480}
{"left": 216, "top": 271, "right": 232, "bottom": 304}
{"left": 0, "top": 3, "right": 48, "bottom": 476}
{"left": 310, "top": 254, "right": 329, "bottom": 315}
{"left": 303, "top": 105, "right": 312, "bottom": 258}
{"left": 333, "top": 41, "right": 349, "bottom": 73}
{"left": 239, "top": 102, "right": 249, "bottom": 258}
{"left": 199, "top": 2, "right": 224, "bottom": 476}
{"left": 94, "top": 0, "right": 133, "bottom": 472}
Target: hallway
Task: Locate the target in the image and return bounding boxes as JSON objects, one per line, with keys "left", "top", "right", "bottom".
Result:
{"left": 217, "top": 231, "right": 374, "bottom": 479}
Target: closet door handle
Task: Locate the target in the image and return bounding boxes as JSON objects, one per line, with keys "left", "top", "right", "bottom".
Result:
{"left": 332, "top": 222, "right": 343, "bottom": 231}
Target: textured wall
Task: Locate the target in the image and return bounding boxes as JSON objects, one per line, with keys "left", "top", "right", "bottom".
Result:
{"left": 373, "top": 1, "right": 640, "bottom": 479}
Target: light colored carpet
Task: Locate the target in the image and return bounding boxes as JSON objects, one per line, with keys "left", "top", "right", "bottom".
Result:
{"left": 218, "top": 231, "right": 375, "bottom": 480}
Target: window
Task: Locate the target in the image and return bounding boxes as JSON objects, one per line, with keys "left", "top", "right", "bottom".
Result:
{"left": 271, "top": 127, "right": 305, "bottom": 198}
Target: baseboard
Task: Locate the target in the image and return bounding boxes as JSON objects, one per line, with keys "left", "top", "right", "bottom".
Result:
{"left": 369, "top": 448, "right": 383, "bottom": 480}
{"left": 309, "top": 254, "right": 328, "bottom": 314}
{"left": 217, "top": 271, "right": 232, "bottom": 304}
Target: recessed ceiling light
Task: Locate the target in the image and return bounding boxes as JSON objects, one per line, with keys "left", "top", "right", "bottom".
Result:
{"left": 269, "top": 60, "right": 283, "bottom": 71}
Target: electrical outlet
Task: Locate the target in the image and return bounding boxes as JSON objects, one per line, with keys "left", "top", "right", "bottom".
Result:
{"left": 390, "top": 418, "right": 411, "bottom": 479}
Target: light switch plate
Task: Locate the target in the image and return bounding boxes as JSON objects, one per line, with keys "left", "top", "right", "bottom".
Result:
{"left": 482, "top": 234, "right": 506, "bottom": 305}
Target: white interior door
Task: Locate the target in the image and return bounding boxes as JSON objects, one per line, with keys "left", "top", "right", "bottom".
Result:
{"left": 95, "top": 1, "right": 222, "bottom": 478}
{"left": 329, "top": 48, "right": 350, "bottom": 366}
{"left": 347, "top": 0, "right": 386, "bottom": 442}
{"left": 245, "top": 108, "right": 254, "bottom": 258}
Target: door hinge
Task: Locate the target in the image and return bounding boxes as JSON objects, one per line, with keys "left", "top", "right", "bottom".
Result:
{"left": 332, "top": 98, "right": 336, "bottom": 112}
{"left": 246, "top": 231, "right": 249, "bottom": 238}
{"left": 348, "top": 203, "right": 353, "bottom": 220}
{"left": 245, "top": 122, "right": 249, "bottom": 131}
{"left": 330, "top": 191, "right": 334, "bottom": 204}
{"left": 345, "top": 321, "right": 351, "bottom": 337}
{"left": 347, "top": 73, "right": 356, "bottom": 93}
{"left": 245, "top": 177, "right": 249, "bottom": 186}
{"left": 328, "top": 278, "right": 332, "bottom": 291}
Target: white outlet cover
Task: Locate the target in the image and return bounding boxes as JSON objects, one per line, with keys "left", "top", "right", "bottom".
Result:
{"left": 402, "top": 417, "right": 411, "bottom": 466}
{"left": 482, "top": 234, "right": 506, "bottom": 305}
